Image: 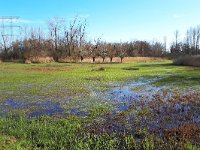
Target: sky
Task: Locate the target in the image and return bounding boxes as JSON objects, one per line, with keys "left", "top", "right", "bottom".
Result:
{"left": 0, "top": 0, "right": 200, "bottom": 48}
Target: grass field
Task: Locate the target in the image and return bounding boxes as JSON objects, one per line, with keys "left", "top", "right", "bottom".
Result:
{"left": 1, "top": 59, "right": 200, "bottom": 149}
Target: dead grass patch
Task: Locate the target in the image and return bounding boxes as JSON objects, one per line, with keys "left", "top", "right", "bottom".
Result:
{"left": 164, "top": 124, "right": 200, "bottom": 144}
{"left": 26, "top": 57, "right": 54, "bottom": 64}
{"left": 57, "top": 57, "right": 165, "bottom": 63}
{"left": 58, "top": 57, "right": 80, "bottom": 63}
{"left": 123, "top": 57, "right": 165, "bottom": 63}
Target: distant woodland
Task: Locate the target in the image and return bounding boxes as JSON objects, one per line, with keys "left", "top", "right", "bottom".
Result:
{"left": 0, "top": 17, "right": 199, "bottom": 63}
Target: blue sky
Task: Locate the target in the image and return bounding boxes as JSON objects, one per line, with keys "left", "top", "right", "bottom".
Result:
{"left": 0, "top": 0, "right": 200, "bottom": 47}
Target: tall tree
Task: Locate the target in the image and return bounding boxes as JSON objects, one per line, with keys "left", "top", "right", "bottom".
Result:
{"left": 48, "top": 17, "right": 64, "bottom": 61}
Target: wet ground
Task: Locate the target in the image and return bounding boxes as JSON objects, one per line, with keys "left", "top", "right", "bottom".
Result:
{"left": 85, "top": 78, "right": 200, "bottom": 137}
{"left": 106, "top": 77, "right": 166, "bottom": 112}
{"left": 1, "top": 77, "right": 200, "bottom": 137}
{"left": 0, "top": 77, "right": 165, "bottom": 117}
{"left": 0, "top": 99, "right": 64, "bottom": 117}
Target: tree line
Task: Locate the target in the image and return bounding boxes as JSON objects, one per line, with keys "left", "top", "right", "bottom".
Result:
{"left": 0, "top": 17, "right": 168, "bottom": 63}
{"left": 170, "top": 25, "right": 200, "bottom": 57}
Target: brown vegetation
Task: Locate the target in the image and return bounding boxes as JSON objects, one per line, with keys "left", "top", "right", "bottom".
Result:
{"left": 173, "top": 55, "right": 200, "bottom": 67}
{"left": 58, "top": 57, "right": 80, "bottom": 63}
{"left": 164, "top": 124, "right": 200, "bottom": 144}
{"left": 123, "top": 57, "right": 164, "bottom": 63}
{"left": 57, "top": 57, "right": 165, "bottom": 63}
{"left": 25, "top": 57, "right": 54, "bottom": 64}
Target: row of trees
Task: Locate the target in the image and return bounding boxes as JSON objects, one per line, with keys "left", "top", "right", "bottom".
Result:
{"left": 0, "top": 17, "right": 167, "bottom": 62}
{"left": 170, "top": 25, "right": 200, "bottom": 57}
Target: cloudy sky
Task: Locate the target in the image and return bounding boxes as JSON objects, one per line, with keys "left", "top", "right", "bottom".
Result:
{"left": 0, "top": 0, "right": 200, "bottom": 48}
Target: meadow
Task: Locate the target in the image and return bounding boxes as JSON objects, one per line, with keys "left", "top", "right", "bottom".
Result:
{"left": 1, "top": 59, "right": 200, "bottom": 149}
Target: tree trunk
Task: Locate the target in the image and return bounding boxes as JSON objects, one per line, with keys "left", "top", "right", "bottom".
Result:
{"left": 80, "top": 56, "right": 83, "bottom": 62}
{"left": 92, "top": 57, "right": 95, "bottom": 63}
{"left": 120, "top": 57, "right": 123, "bottom": 63}
{"left": 110, "top": 57, "right": 113, "bottom": 62}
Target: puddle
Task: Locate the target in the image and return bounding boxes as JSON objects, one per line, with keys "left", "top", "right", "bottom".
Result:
{"left": 105, "top": 78, "right": 166, "bottom": 112}
{"left": 4, "top": 99, "right": 29, "bottom": 108}
{"left": 1, "top": 99, "right": 89, "bottom": 118}
{"left": 70, "top": 108, "right": 89, "bottom": 117}
{"left": 29, "top": 101, "right": 64, "bottom": 118}
{"left": 1, "top": 99, "right": 65, "bottom": 118}
{"left": 108, "top": 79, "right": 165, "bottom": 99}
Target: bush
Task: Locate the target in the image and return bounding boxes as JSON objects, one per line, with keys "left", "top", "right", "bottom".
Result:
{"left": 173, "top": 55, "right": 200, "bottom": 67}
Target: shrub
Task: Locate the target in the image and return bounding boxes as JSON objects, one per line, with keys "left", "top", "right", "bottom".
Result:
{"left": 173, "top": 55, "right": 200, "bottom": 67}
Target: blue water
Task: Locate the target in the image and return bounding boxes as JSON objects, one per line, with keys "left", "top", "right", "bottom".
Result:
{"left": 2, "top": 99, "right": 64, "bottom": 118}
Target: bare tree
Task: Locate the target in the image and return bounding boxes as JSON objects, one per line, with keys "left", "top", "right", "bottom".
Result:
{"left": 195, "top": 26, "right": 200, "bottom": 54}
{"left": 63, "top": 17, "right": 87, "bottom": 60}
{"left": 118, "top": 42, "right": 127, "bottom": 63}
{"left": 175, "top": 30, "right": 179, "bottom": 53}
{"left": 163, "top": 36, "right": 167, "bottom": 53}
{"left": 181, "top": 26, "right": 200, "bottom": 55}
{"left": 99, "top": 42, "right": 108, "bottom": 62}
{"left": 77, "top": 20, "right": 87, "bottom": 61}
{"left": 107, "top": 43, "right": 116, "bottom": 62}
{"left": 151, "top": 41, "right": 164, "bottom": 57}
{"left": 170, "top": 30, "right": 182, "bottom": 57}
{"left": 0, "top": 33, "right": 9, "bottom": 59}
{"left": 48, "top": 17, "right": 64, "bottom": 61}
{"left": 88, "top": 38, "right": 101, "bottom": 63}
{"left": 64, "top": 18, "right": 77, "bottom": 57}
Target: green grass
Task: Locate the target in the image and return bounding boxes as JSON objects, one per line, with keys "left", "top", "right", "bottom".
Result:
{"left": 1, "top": 60, "right": 200, "bottom": 149}
{"left": 1, "top": 60, "right": 199, "bottom": 96}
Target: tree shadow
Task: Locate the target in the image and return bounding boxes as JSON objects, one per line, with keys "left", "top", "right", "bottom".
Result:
{"left": 137, "top": 63, "right": 175, "bottom": 68}
{"left": 154, "top": 74, "right": 200, "bottom": 87}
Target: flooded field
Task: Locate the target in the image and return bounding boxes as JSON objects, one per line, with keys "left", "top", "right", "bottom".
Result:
{"left": 0, "top": 77, "right": 165, "bottom": 116}
{"left": 1, "top": 77, "right": 200, "bottom": 136}
{"left": 87, "top": 79, "right": 200, "bottom": 141}
{"left": 1, "top": 62, "right": 200, "bottom": 149}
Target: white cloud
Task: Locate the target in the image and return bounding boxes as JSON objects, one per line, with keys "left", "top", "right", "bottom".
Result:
{"left": 18, "top": 19, "right": 33, "bottom": 23}
{"left": 172, "top": 14, "right": 188, "bottom": 19}
{"left": 0, "top": 18, "right": 44, "bottom": 24}
{"left": 18, "top": 19, "right": 44, "bottom": 24}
